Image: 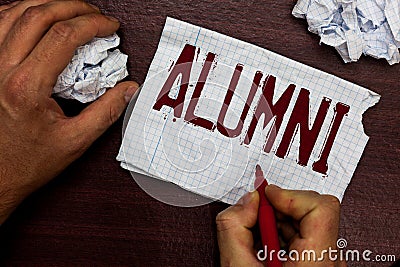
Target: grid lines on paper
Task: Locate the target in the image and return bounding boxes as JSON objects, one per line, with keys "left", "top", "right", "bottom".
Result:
{"left": 119, "top": 17, "right": 378, "bottom": 204}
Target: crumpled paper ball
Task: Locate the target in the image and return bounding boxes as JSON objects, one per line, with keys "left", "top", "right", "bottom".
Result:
{"left": 52, "top": 33, "right": 129, "bottom": 103}
{"left": 293, "top": 0, "right": 400, "bottom": 64}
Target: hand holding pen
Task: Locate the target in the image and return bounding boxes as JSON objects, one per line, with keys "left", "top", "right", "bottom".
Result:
{"left": 216, "top": 165, "right": 347, "bottom": 267}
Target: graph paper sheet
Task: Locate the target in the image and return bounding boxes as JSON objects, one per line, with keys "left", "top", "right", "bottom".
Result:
{"left": 117, "top": 17, "right": 380, "bottom": 205}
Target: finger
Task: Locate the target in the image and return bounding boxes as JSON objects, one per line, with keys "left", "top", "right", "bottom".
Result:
{"left": 0, "top": 0, "right": 54, "bottom": 42}
{"left": 216, "top": 191, "right": 263, "bottom": 266}
{"left": 62, "top": 81, "right": 139, "bottom": 155}
{"left": 277, "top": 221, "right": 297, "bottom": 243}
{"left": 297, "top": 194, "right": 340, "bottom": 242}
{"left": 265, "top": 185, "right": 320, "bottom": 221}
{"left": 0, "top": 0, "right": 100, "bottom": 68}
{"left": 0, "top": 1, "right": 20, "bottom": 12}
{"left": 217, "top": 191, "right": 259, "bottom": 232}
{"left": 267, "top": 186, "right": 341, "bottom": 251}
{"left": 24, "top": 12, "right": 120, "bottom": 92}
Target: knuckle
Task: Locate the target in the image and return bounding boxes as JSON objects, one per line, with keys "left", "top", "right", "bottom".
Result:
{"left": 216, "top": 211, "right": 228, "bottom": 223}
{"left": 323, "top": 195, "right": 341, "bottom": 210}
{"left": 0, "top": 9, "right": 11, "bottom": 22}
{"left": 85, "top": 13, "right": 104, "bottom": 22}
{"left": 1, "top": 88, "right": 25, "bottom": 108}
{"left": 216, "top": 209, "right": 237, "bottom": 232}
{"left": 20, "top": 6, "right": 43, "bottom": 23}
{"left": 4, "top": 71, "right": 29, "bottom": 94}
{"left": 82, "top": 13, "right": 101, "bottom": 32}
{"left": 216, "top": 212, "right": 229, "bottom": 231}
{"left": 50, "top": 21, "right": 76, "bottom": 41}
{"left": 314, "top": 195, "right": 341, "bottom": 230}
{"left": 307, "top": 190, "right": 321, "bottom": 197}
{"left": 84, "top": 13, "right": 101, "bottom": 25}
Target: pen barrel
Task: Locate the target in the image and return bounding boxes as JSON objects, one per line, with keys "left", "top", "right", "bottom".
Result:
{"left": 258, "top": 205, "right": 282, "bottom": 267}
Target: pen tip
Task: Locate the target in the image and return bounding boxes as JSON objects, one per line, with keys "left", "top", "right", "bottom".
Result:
{"left": 254, "top": 164, "right": 267, "bottom": 192}
{"left": 256, "top": 164, "right": 262, "bottom": 172}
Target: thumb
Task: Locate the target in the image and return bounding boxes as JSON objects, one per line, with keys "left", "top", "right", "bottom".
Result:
{"left": 64, "top": 81, "right": 139, "bottom": 152}
{"left": 265, "top": 185, "right": 319, "bottom": 221}
{"left": 216, "top": 191, "right": 263, "bottom": 267}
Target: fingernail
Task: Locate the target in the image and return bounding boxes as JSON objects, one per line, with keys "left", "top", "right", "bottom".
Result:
{"left": 106, "top": 15, "right": 119, "bottom": 22}
{"left": 237, "top": 191, "right": 255, "bottom": 205}
{"left": 125, "top": 85, "right": 139, "bottom": 103}
{"left": 266, "top": 184, "right": 281, "bottom": 192}
{"left": 88, "top": 3, "right": 100, "bottom": 11}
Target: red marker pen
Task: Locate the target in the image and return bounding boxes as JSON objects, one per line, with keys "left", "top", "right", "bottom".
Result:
{"left": 255, "top": 165, "right": 282, "bottom": 267}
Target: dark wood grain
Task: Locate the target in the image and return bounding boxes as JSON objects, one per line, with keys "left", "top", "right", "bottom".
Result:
{"left": 0, "top": 1, "right": 399, "bottom": 266}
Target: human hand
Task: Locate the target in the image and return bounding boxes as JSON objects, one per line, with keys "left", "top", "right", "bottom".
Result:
{"left": 216, "top": 185, "right": 347, "bottom": 267}
{"left": 0, "top": 0, "right": 138, "bottom": 224}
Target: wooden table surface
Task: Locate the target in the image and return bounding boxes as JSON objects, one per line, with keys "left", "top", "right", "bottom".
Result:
{"left": 0, "top": 1, "right": 399, "bottom": 266}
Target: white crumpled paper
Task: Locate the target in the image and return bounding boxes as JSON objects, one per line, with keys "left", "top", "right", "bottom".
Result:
{"left": 293, "top": 0, "right": 400, "bottom": 64}
{"left": 52, "top": 33, "right": 128, "bottom": 103}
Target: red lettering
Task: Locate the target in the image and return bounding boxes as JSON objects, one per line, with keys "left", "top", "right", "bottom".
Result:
{"left": 276, "top": 89, "right": 331, "bottom": 167}
{"left": 184, "top": 52, "right": 216, "bottom": 130}
{"left": 217, "top": 68, "right": 262, "bottom": 137}
{"left": 244, "top": 76, "right": 295, "bottom": 153}
{"left": 152, "top": 46, "right": 351, "bottom": 175}
{"left": 313, "top": 103, "right": 350, "bottom": 174}
{"left": 152, "top": 44, "right": 196, "bottom": 117}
